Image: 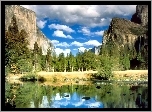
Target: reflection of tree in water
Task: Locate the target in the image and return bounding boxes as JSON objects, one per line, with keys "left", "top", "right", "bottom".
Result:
{"left": 135, "top": 87, "right": 148, "bottom": 108}
{"left": 5, "top": 82, "right": 148, "bottom": 108}
{"left": 8, "top": 82, "right": 35, "bottom": 108}
{"left": 72, "top": 83, "right": 148, "bottom": 108}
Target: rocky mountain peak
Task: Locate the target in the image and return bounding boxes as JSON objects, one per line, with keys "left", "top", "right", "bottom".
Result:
{"left": 131, "top": 5, "right": 148, "bottom": 26}
{"left": 102, "top": 5, "right": 148, "bottom": 46}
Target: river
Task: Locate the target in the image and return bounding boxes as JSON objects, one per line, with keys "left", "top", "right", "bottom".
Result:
{"left": 5, "top": 81, "right": 148, "bottom": 108}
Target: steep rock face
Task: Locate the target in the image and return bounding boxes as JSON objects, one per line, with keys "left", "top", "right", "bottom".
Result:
{"left": 102, "top": 5, "right": 148, "bottom": 69}
{"left": 102, "top": 18, "right": 143, "bottom": 46}
{"left": 131, "top": 5, "right": 148, "bottom": 26}
{"left": 5, "top": 5, "right": 52, "bottom": 55}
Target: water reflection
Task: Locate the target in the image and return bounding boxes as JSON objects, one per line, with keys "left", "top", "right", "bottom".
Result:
{"left": 5, "top": 81, "right": 148, "bottom": 108}
{"left": 45, "top": 92, "right": 103, "bottom": 108}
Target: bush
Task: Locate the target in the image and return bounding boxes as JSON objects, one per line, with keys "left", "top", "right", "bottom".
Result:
{"left": 38, "top": 76, "right": 46, "bottom": 82}
{"left": 19, "top": 72, "right": 37, "bottom": 82}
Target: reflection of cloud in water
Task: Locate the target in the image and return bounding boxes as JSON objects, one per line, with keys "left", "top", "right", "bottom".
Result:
{"left": 50, "top": 92, "right": 104, "bottom": 108}
{"left": 30, "top": 92, "right": 103, "bottom": 108}
{"left": 40, "top": 96, "right": 50, "bottom": 108}
{"left": 30, "top": 101, "right": 35, "bottom": 108}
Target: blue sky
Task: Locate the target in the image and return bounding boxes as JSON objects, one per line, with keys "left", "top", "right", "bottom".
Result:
{"left": 21, "top": 5, "right": 136, "bottom": 56}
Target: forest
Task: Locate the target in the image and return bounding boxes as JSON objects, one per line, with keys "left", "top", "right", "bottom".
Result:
{"left": 5, "top": 16, "right": 148, "bottom": 79}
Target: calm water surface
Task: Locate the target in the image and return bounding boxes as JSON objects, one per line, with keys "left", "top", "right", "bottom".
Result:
{"left": 5, "top": 81, "right": 148, "bottom": 108}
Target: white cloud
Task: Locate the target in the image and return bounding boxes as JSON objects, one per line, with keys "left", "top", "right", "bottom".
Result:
{"left": 48, "top": 24, "right": 75, "bottom": 33}
{"left": 84, "top": 40, "right": 101, "bottom": 46}
{"left": 78, "top": 47, "right": 93, "bottom": 52}
{"left": 51, "top": 40, "right": 59, "bottom": 45}
{"left": 78, "top": 47, "right": 86, "bottom": 52}
{"left": 51, "top": 40, "right": 70, "bottom": 48}
{"left": 78, "top": 27, "right": 91, "bottom": 36}
{"left": 71, "top": 41, "right": 83, "bottom": 47}
{"left": 37, "top": 20, "right": 47, "bottom": 29}
{"left": 67, "top": 35, "right": 73, "bottom": 39}
{"left": 53, "top": 30, "right": 73, "bottom": 39}
{"left": 51, "top": 39, "right": 101, "bottom": 49}
{"left": 73, "top": 48, "right": 78, "bottom": 51}
{"left": 57, "top": 42, "right": 70, "bottom": 47}
{"left": 78, "top": 27, "right": 104, "bottom": 37}
{"left": 55, "top": 48, "right": 71, "bottom": 56}
{"left": 21, "top": 5, "right": 136, "bottom": 27}
{"left": 76, "top": 37, "right": 86, "bottom": 40}
{"left": 94, "top": 30, "right": 104, "bottom": 36}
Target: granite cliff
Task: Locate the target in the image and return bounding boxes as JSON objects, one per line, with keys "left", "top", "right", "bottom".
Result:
{"left": 102, "top": 5, "right": 148, "bottom": 69}
{"left": 131, "top": 5, "right": 148, "bottom": 26}
{"left": 5, "top": 5, "right": 52, "bottom": 55}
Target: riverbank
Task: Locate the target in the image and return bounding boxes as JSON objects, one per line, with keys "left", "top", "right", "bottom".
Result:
{"left": 6, "top": 70, "right": 148, "bottom": 82}
{"left": 111, "top": 70, "right": 148, "bottom": 81}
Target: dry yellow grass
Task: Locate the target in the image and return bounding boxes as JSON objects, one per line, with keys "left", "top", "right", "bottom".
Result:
{"left": 112, "top": 70, "right": 148, "bottom": 80}
{"left": 6, "top": 70, "right": 148, "bottom": 82}
{"left": 37, "top": 71, "right": 96, "bottom": 81}
{"left": 113, "top": 70, "right": 148, "bottom": 75}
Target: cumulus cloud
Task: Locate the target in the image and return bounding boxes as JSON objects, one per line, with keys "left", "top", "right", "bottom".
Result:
{"left": 78, "top": 27, "right": 104, "bottom": 37}
{"left": 37, "top": 20, "right": 47, "bottom": 29}
{"left": 78, "top": 27, "right": 91, "bottom": 36}
{"left": 55, "top": 48, "right": 71, "bottom": 56}
{"left": 71, "top": 41, "right": 83, "bottom": 47}
{"left": 73, "top": 48, "right": 78, "bottom": 50}
{"left": 84, "top": 40, "right": 101, "bottom": 46}
{"left": 57, "top": 42, "right": 70, "bottom": 47}
{"left": 71, "top": 40, "right": 101, "bottom": 47}
{"left": 76, "top": 37, "right": 86, "bottom": 40}
{"left": 21, "top": 5, "right": 136, "bottom": 27}
{"left": 48, "top": 24, "right": 75, "bottom": 33}
{"left": 78, "top": 47, "right": 86, "bottom": 52}
{"left": 51, "top": 39, "right": 101, "bottom": 49}
{"left": 53, "top": 30, "right": 73, "bottom": 39}
{"left": 51, "top": 40, "right": 70, "bottom": 47}
{"left": 94, "top": 30, "right": 104, "bottom": 36}
{"left": 51, "top": 40, "right": 59, "bottom": 45}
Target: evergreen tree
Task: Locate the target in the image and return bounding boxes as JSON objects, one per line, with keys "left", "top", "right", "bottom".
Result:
{"left": 75, "top": 52, "right": 82, "bottom": 71}
{"left": 69, "top": 52, "right": 75, "bottom": 72}
{"left": 5, "top": 15, "right": 31, "bottom": 74}
{"left": 58, "top": 53, "right": 65, "bottom": 72}
{"left": 46, "top": 48, "right": 52, "bottom": 72}
{"left": 33, "top": 42, "right": 40, "bottom": 72}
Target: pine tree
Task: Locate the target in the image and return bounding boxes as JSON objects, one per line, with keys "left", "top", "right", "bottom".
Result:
{"left": 5, "top": 15, "right": 31, "bottom": 74}
{"left": 69, "top": 52, "right": 75, "bottom": 72}
{"left": 58, "top": 53, "right": 65, "bottom": 72}
{"left": 75, "top": 52, "right": 82, "bottom": 71}
{"left": 33, "top": 42, "right": 40, "bottom": 72}
{"left": 46, "top": 48, "right": 52, "bottom": 72}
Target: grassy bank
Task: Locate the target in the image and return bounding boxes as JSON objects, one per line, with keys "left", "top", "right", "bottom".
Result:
{"left": 111, "top": 70, "right": 148, "bottom": 81}
{"left": 6, "top": 70, "right": 148, "bottom": 83}
{"left": 37, "top": 71, "right": 95, "bottom": 82}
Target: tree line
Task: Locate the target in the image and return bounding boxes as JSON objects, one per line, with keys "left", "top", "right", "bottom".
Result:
{"left": 5, "top": 15, "right": 98, "bottom": 75}
{"left": 5, "top": 15, "right": 148, "bottom": 79}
